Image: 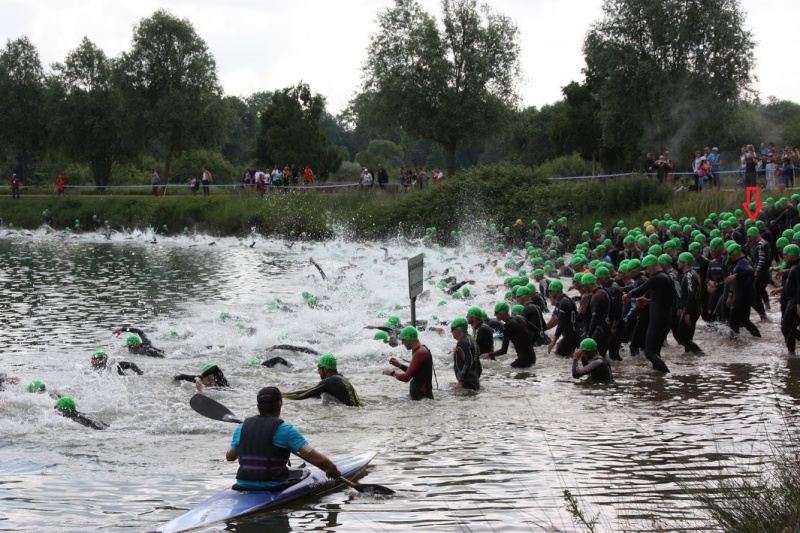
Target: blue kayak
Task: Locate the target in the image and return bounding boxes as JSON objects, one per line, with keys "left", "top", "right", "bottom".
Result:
{"left": 152, "top": 451, "right": 376, "bottom": 533}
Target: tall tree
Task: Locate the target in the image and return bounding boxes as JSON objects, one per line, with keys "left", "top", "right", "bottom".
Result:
{"left": 254, "top": 83, "right": 342, "bottom": 178}
{"left": 584, "top": 0, "right": 755, "bottom": 169}
{"left": 50, "top": 37, "right": 131, "bottom": 187}
{"left": 363, "top": 0, "right": 521, "bottom": 177}
{"left": 0, "top": 36, "right": 47, "bottom": 181}
{"left": 119, "top": 9, "right": 228, "bottom": 181}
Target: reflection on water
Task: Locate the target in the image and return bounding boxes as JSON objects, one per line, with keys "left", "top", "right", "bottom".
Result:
{"left": 0, "top": 230, "right": 797, "bottom": 532}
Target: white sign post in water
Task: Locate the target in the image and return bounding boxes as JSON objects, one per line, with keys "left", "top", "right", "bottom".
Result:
{"left": 408, "top": 253, "right": 424, "bottom": 327}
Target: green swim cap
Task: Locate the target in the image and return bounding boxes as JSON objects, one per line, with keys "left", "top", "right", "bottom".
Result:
{"left": 504, "top": 291, "right": 513, "bottom": 300}
{"left": 234, "top": 321, "right": 245, "bottom": 329}
{"left": 461, "top": 286, "right": 471, "bottom": 297}
{"left": 467, "top": 307, "right": 484, "bottom": 319}
{"left": 678, "top": 252, "right": 694, "bottom": 264}
{"left": 126, "top": 335, "right": 141, "bottom": 347}
{"left": 93, "top": 351, "right": 107, "bottom": 360}
{"left": 595, "top": 266, "right": 610, "bottom": 278}
{"left": 26, "top": 380, "right": 45, "bottom": 393}
{"left": 511, "top": 304, "right": 524, "bottom": 315}
{"left": 549, "top": 280, "right": 564, "bottom": 292}
{"left": 452, "top": 291, "right": 462, "bottom": 299}
{"left": 247, "top": 358, "right": 261, "bottom": 366}
{"left": 494, "top": 302, "right": 510, "bottom": 314}
{"left": 202, "top": 363, "right": 217, "bottom": 373}
{"left": 746, "top": 227, "right": 760, "bottom": 237}
{"left": 573, "top": 273, "right": 584, "bottom": 284}
{"left": 628, "top": 259, "right": 641, "bottom": 270}
{"left": 318, "top": 354, "right": 337, "bottom": 370}
{"left": 688, "top": 242, "right": 702, "bottom": 252}
{"left": 451, "top": 317, "right": 468, "bottom": 332}
{"left": 515, "top": 286, "right": 531, "bottom": 298}
{"left": 374, "top": 331, "right": 389, "bottom": 342}
{"left": 220, "top": 311, "right": 230, "bottom": 319}
{"left": 727, "top": 243, "right": 742, "bottom": 255}
{"left": 581, "top": 273, "right": 597, "bottom": 284}
{"left": 777, "top": 237, "right": 790, "bottom": 249}
{"left": 641, "top": 255, "right": 658, "bottom": 268}
{"left": 579, "top": 338, "right": 598, "bottom": 352}
{"left": 438, "top": 299, "right": 448, "bottom": 306}
{"left": 169, "top": 329, "right": 179, "bottom": 338}
{"left": 648, "top": 245, "right": 663, "bottom": 256}
{"left": 387, "top": 316, "right": 401, "bottom": 328}
{"left": 785, "top": 244, "right": 800, "bottom": 257}
{"left": 710, "top": 237, "right": 725, "bottom": 249}
{"left": 658, "top": 254, "right": 672, "bottom": 266}
{"left": 400, "top": 326, "right": 418, "bottom": 341}
{"left": 55, "top": 397, "right": 76, "bottom": 413}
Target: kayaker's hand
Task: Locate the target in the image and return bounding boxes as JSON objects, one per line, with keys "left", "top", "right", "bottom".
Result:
{"left": 326, "top": 465, "right": 341, "bottom": 479}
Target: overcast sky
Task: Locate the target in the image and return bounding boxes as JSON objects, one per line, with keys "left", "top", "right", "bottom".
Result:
{"left": 1, "top": 0, "right": 797, "bottom": 115}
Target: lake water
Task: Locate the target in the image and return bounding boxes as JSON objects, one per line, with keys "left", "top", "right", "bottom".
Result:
{"left": 0, "top": 228, "right": 795, "bottom": 532}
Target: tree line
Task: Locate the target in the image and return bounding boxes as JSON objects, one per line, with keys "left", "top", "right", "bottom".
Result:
{"left": 1, "top": 0, "right": 798, "bottom": 189}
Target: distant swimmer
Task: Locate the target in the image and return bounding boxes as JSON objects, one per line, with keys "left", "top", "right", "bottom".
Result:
{"left": 54, "top": 397, "right": 109, "bottom": 430}
{"left": 112, "top": 327, "right": 166, "bottom": 358}
{"left": 174, "top": 363, "right": 230, "bottom": 392}
{"left": 91, "top": 351, "right": 143, "bottom": 375}
{"left": 283, "top": 354, "right": 362, "bottom": 406}
{"left": 267, "top": 345, "right": 320, "bottom": 355}
{"left": 0, "top": 372, "right": 19, "bottom": 390}
{"left": 309, "top": 257, "right": 327, "bottom": 280}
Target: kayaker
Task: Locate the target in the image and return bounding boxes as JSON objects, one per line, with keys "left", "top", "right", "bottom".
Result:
{"left": 54, "top": 397, "right": 109, "bottom": 430}
{"left": 283, "top": 354, "right": 362, "bottom": 406}
{"left": 382, "top": 326, "right": 434, "bottom": 400}
{"left": 174, "top": 363, "right": 230, "bottom": 392}
{"left": 225, "top": 386, "right": 342, "bottom": 490}
{"left": 112, "top": 326, "right": 166, "bottom": 358}
{"left": 90, "top": 351, "right": 143, "bottom": 375}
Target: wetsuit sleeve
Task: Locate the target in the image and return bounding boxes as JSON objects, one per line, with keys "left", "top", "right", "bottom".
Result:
{"left": 117, "top": 361, "right": 143, "bottom": 375}
{"left": 447, "top": 281, "right": 468, "bottom": 295}
{"left": 122, "top": 327, "right": 149, "bottom": 344}
{"left": 572, "top": 358, "right": 605, "bottom": 378}
{"left": 490, "top": 320, "right": 514, "bottom": 357}
{"left": 393, "top": 348, "right": 429, "bottom": 383}
{"left": 173, "top": 373, "right": 197, "bottom": 383}
{"left": 454, "top": 339, "right": 474, "bottom": 383}
{"left": 628, "top": 275, "right": 657, "bottom": 299}
{"left": 283, "top": 382, "right": 327, "bottom": 401}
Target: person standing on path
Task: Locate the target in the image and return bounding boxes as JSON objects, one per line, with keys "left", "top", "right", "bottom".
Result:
{"left": 201, "top": 166, "right": 212, "bottom": 196}
{"left": 10, "top": 174, "right": 20, "bottom": 199}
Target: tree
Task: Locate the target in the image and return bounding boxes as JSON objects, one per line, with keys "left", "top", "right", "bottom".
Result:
{"left": 583, "top": 0, "right": 755, "bottom": 169}
{"left": 355, "top": 139, "right": 405, "bottom": 170}
{"left": 50, "top": 37, "right": 132, "bottom": 187}
{"left": 253, "top": 83, "right": 342, "bottom": 179}
{"left": 363, "top": 0, "right": 521, "bottom": 177}
{"left": 0, "top": 36, "right": 47, "bottom": 181}
{"left": 119, "top": 9, "right": 229, "bottom": 182}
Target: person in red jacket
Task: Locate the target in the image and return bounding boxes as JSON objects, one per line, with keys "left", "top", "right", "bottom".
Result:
{"left": 303, "top": 165, "right": 313, "bottom": 186}
{"left": 10, "top": 174, "right": 20, "bottom": 199}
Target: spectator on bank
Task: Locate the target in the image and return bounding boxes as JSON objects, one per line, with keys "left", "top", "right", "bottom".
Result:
{"left": 188, "top": 176, "right": 199, "bottom": 195}
{"left": 10, "top": 174, "right": 20, "bottom": 199}
{"left": 303, "top": 165, "right": 313, "bottom": 186}
{"left": 644, "top": 152, "right": 655, "bottom": 177}
{"left": 706, "top": 147, "right": 721, "bottom": 191}
{"left": 783, "top": 145, "right": 795, "bottom": 188}
{"left": 360, "top": 168, "right": 374, "bottom": 190}
{"left": 201, "top": 166, "right": 212, "bottom": 196}
{"left": 150, "top": 168, "right": 160, "bottom": 197}
{"left": 654, "top": 154, "right": 672, "bottom": 185}
{"left": 377, "top": 164, "right": 389, "bottom": 189}
{"left": 433, "top": 166, "right": 445, "bottom": 184}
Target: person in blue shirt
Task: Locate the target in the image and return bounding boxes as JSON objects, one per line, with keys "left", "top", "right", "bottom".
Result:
{"left": 225, "top": 386, "right": 341, "bottom": 490}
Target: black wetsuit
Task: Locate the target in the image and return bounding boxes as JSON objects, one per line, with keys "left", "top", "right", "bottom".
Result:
{"left": 489, "top": 316, "right": 536, "bottom": 368}
{"left": 473, "top": 322, "right": 494, "bottom": 356}
{"left": 707, "top": 255, "right": 729, "bottom": 321}
{"left": 284, "top": 374, "right": 362, "bottom": 406}
{"left": 268, "top": 345, "right": 320, "bottom": 355}
{"left": 781, "top": 261, "right": 800, "bottom": 353}
{"left": 392, "top": 345, "right": 434, "bottom": 400}
{"left": 572, "top": 356, "right": 612, "bottom": 382}
{"left": 587, "top": 287, "right": 611, "bottom": 356}
{"left": 119, "top": 327, "right": 165, "bottom": 358}
{"left": 677, "top": 269, "right": 703, "bottom": 353}
{"left": 628, "top": 271, "right": 672, "bottom": 373}
{"left": 453, "top": 335, "right": 481, "bottom": 390}
{"left": 692, "top": 254, "right": 710, "bottom": 319}
{"left": 63, "top": 411, "right": 109, "bottom": 430}
{"left": 729, "top": 256, "right": 760, "bottom": 337}
{"left": 553, "top": 295, "right": 580, "bottom": 356}
{"left": 116, "top": 361, "right": 143, "bottom": 375}
{"left": 174, "top": 364, "right": 230, "bottom": 387}
{"left": 521, "top": 302, "right": 546, "bottom": 346}
{"left": 748, "top": 239, "right": 771, "bottom": 319}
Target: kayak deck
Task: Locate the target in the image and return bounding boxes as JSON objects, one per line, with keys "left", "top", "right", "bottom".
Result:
{"left": 153, "top": 451, "right": 377, "bottom": 533}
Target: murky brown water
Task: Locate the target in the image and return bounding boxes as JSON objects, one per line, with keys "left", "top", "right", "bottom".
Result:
{"left": 0, "top": 230, "right": 795, "bottom": 532}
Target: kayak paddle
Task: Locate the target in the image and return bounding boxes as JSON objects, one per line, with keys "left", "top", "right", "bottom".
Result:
{"left": 339, "top": 476, "right": 395, "bottom": 495}
{"left": 188, "top": 394, "right": 395, "bottom": 496}
{"left": 190, "top": 393, "right": 242, "bottom": 423}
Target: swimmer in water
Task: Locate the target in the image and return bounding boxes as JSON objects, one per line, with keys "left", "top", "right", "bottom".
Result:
{"left": 112, "top": 327, "right": 166, "bottom": 358}
{"left": 91, "top": 351, "right": 143, "bottom": 375}
{"left": 174, "top": 363, "right": 230, "bottom": 392}
{"left": 283, "top": 354, "right": 362, "bottom": 406}
{"left": 54, "top": 397, "right": 109, "bottom": 430}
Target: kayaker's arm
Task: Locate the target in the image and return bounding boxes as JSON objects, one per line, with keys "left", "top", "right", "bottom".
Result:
{"left": 295, "top": 446, "right": 341, "bottom": 479}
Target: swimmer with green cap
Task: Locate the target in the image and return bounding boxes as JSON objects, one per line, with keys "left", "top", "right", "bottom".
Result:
{"left": 571, "top": 338, "right": 612, "bottom": 382}
{"left": 174, "top": 363, "right": 229, "bottom": 391}
{"left": 383, "top": 326, "right": 434, "bottom": 400}
{"left": 449, "top": 317, "right": 481, "bottom": 392}
{"left": 112, "top": 326, "right": 166, "bottom": 358}
{"left": 91, "top": 350, "right": 143, "bottom": 376}
{"left": 283, "top": 354, "right": 362, "bottom": 406}
{"left": 54, "top": 397, "right": 109, "bottom": 430}
{"left": 467, "top": 306, "right": 496, "bottom": 357}
{"left": 486, "top": 301, "right": 536, "bottom": 368}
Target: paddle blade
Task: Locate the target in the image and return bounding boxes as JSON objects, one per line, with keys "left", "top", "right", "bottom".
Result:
{"left": 339, "top": 476, "right": 395, "bottom": 496}
{"left": 190, "top": 393, "right": 241, "bottom": 423}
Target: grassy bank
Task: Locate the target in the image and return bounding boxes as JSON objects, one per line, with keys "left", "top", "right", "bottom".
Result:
{"left": 0, "top": 167, "right": 770, "bottom": 240}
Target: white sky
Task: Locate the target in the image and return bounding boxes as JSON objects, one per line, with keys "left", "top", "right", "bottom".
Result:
{"left": 1, "top": 0, "right": 797, "bottom": 115}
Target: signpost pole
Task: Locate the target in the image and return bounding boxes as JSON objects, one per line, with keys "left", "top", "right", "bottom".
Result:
{"left": 407, "top": 253, "right": 424, "bottom": 328}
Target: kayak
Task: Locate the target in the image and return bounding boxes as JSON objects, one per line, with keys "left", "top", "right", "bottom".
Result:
{"left": 152, "top": 451, "right": 376, "bottom": 533}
